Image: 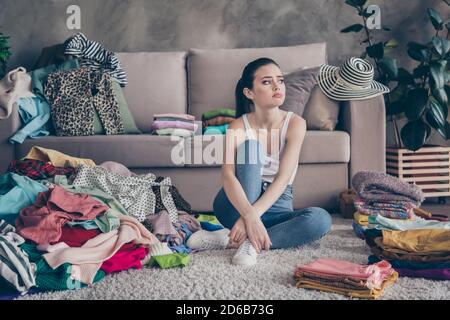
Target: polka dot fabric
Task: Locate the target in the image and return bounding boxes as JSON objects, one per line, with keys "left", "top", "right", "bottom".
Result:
{"left": 72, "top": 165, "right": 179, "bottom": 222}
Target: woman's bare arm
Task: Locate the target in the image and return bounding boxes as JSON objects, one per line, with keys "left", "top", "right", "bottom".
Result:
{"left": 252, "top": 115, "right": 306, "bottom": 217}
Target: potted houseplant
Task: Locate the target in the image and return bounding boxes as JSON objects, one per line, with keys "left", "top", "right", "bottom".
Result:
{"left": 341, "top": 0, "right": 450, "bottom": 201}
{"left": 341, "top": 0, "right": 450, "bottom": 151}
{"left": 0, "top": 31, "right": 12, "bottom": 79}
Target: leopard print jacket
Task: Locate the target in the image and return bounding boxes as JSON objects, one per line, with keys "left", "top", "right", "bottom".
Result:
{"left": 44, "top": 67, "right": 124, "bottom": 136}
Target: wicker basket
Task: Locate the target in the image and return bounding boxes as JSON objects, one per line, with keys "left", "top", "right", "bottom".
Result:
{"left": 386, "top": 145, "right": 450, "bottom": 199}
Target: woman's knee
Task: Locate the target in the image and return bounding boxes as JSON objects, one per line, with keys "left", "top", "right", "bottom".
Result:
{"left": 303, "top": 207, "right": 332, "bottom": 237}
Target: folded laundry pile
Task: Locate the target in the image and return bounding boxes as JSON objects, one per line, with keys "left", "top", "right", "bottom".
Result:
{"left": 294, "top": 258, "right": 398, "bottom": 299}
{"left": 349, "top": 171, "right": 450, "bottom": 281}
{"left": 201, "top": 108, "right": 235, "bottom": 135}
{"left": 351, "top": 171, "right": 425, "bottom": 239}
{"left": 151, "top": 113, "right": 198, "bottom": 137}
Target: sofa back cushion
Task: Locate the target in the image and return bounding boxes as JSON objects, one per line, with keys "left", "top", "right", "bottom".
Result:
{"left": 117, "top": 52, "right": 188, "bottom": 133}
{"left": 187, "top": 42, "right": 327, "bottom": 120}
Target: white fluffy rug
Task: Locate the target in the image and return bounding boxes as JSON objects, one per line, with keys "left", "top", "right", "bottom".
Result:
{"left": 16, "top": 216, "right": 450, "bottom": 300}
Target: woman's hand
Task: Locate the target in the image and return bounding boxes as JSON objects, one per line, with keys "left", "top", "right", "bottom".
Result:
{"left": 243, "top": 214, "right": 272, "bottom": 253}
{"left": 229, "top": 217, "right": 247, "bottom": 244}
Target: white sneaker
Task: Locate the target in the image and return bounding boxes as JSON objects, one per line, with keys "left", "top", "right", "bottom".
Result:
{"left": 186, "top": 228, "right": 230, "bottom": 250}
{"left": 231, "top": 239, "right": 257, "bottom": 266}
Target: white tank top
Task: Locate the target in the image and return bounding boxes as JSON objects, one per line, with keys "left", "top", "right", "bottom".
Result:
{"left": 242, "top": 111, "right": 297, "bottom": 185}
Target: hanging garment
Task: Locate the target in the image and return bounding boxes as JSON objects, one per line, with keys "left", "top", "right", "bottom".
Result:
{"left": 44, "top": 67, "right": 124, "bottom": 136}
{"left": 0, "top": 220, "right": 36, "bottom": 293}
{"left": 64, "top": 33, "right": 127, "bottom": 87}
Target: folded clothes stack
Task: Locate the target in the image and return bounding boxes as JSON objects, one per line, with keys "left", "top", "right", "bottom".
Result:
{"left": 351, "top": 171, "right": 424, "bottom": 239}
{"left": 365, "top": 227, "right": 450, "bottom": 280}
{"left": 294, "top": 258, "right": 398, "bottom": 299}
{"left": 201, "top": 108, "right": 236, "bottom": 135}
{"left": 151, "top": 113, "right": 198, "bottom": 137}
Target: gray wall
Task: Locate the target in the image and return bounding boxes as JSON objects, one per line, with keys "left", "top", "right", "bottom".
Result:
{"left": 0, "top": 0, "right": 444, "bottom": 70}
{"left": 0, "top": 0, "right": 448, "bottom": 145}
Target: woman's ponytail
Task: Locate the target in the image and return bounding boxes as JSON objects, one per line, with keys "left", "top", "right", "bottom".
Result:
{"left": 235, "top": 78, "right": 252, "bottom": 118}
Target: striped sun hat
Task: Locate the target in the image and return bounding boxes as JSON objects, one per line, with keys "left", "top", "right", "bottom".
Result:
{"left": 317, "top": 57, "right": 389, "bottom": 101}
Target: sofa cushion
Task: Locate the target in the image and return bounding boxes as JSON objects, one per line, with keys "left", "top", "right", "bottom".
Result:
{"left": 184, "top": 130, "right": 350, "bottom": 167}
{"left": 116, "top": 52, "right": 188, "bottom": 133}
{"left": 304, "top": 85, "right": 340, "bottom": 131}
{"left": 187, "top": 42, "right": 327, "bottom": 120}
{"left": 16, "top": 135, "right": 185, "bottom": 168}
{"left": 281, "top": 66, "right": 320, "bottom": 116}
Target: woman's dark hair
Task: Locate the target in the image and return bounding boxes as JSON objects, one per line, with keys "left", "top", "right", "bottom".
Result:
{"left": 235, "top": 57, "right": 280, "bottom": 118}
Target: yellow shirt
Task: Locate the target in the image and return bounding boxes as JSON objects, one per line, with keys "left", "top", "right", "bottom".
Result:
{"left": 24, "top": 146, "right": 96, "bottom": 168}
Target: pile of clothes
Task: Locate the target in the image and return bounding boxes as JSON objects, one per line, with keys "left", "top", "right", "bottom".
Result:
{"left": 202, "top": 108, "right": 235, "bottom": 135}
{"left": 0, "top": 146, "right": 206, "bottom": 297}
{"left": 351, "top": 170, "right": 450, "bottom": 281}
{"left": 365, "top": 218, "right": 450, "bottom": 280}
{"left": 294, "top": 258, "right": 398, "bottom": 299}
{"left": 0, "top": 32, "right": 141, "bottom": 144}
{"left": 151, "top": 113, "right": 197, "bottom": 137}
{"left": 351, "top": 171, "right": 425, "bottom": 239}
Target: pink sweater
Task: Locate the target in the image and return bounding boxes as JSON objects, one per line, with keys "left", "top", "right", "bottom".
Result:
{"left": 44, "top": 213, "right": 159, "bottom": 284}
{"left": 295, "top": 258, "right": 394, "bottom": 289}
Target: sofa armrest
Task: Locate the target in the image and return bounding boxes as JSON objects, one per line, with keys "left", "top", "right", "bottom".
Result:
{"left": 340, "top": 95, "right": 386, "bottom": 187}
{"left": 0, "top": 104, "right": 20, "bottom": 173}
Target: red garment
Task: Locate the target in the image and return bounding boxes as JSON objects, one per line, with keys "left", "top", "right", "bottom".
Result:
{"left": 56, "top": 226, "right": 102, "bottom": 247}
{"left": 16, "top": 185, "right": 108, "bottom": 244}
{"left": 8, "top": 159, "right": 74, "bottom": 180}
{"left": 100, "top": 243, "right": 148, "bottom": 274}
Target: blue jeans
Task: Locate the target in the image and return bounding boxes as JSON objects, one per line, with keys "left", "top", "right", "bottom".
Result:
{"left": 213, "top": 139, "right": 332, "bottom": 249}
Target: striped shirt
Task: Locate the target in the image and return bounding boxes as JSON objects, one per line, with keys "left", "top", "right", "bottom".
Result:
{"left": 65, "top": 32, "right": 127, "bottom": 87}
{"left": 0, "top": 220, "right": 36, "bottom": 293}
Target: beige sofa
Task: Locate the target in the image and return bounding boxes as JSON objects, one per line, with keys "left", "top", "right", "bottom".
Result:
{"left": 0, "top": 42, "right": 386, "bottom": 212}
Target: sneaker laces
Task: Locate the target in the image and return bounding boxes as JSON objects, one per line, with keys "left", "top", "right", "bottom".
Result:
{"left": 200, "top": 236, "right": 226, "bottom": 249}
{"left": 237, "top": 240, "right": 256, "bottom": 256}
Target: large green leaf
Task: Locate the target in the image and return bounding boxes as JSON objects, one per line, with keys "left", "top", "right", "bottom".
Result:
{"left": 407, "top": 42, "right": 429, "bottom": 62}
{"left": 345, "top": 0, "right": 367, "bottom": 7}
{"left": 430, "top": 60, "right": 447, "bottom": 89}
{"left": 433, "top": 88, "right": 448, "bottom": 107}
{"left": 413, "top": 65, "right": 430, "bottom": 79}
{"left": 366, "top": 42, "right": 384, "bottom": 59}
{"left": 401, "top": 119, "right": 430, "bottom": 151}
{"left": 397, "top": 68, "right": 415, "bottom": 85}
{"left": 405, "top": 88, "right": 428, "bottom": 120}
{"left": 378, "top": 57, "right": 398, "bottom": 79}
{"left": 427, "top": 96, "right": 447, "bottom": 128}
{"left": 389, "top": 84, "right": 408, "bottom": 102}
{"left": 386, "top": 99, "right": 406, "bottom": 116}
{"left": 340, "top": 24, "right": 364, "bottom": 33}
{"left": 427, "top": 8, "right": 444, "bottom": 30}
{"left": 432, "top": 36, "right": 450, "bottom": 57}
